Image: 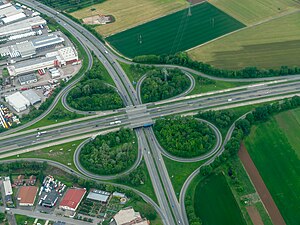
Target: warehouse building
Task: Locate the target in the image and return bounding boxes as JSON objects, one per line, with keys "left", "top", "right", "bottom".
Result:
{"left": 111, "top": 207, "right": 149, "bottom": 225}
{"left": 2, "top": 12, "right": 26, "bottom": 24}
{"left": 21, "top": 89, "right": 41, "bottom": 105}
{"left": 18, "top": 74, "right": 37, "bottom": 85}
{"left": 0, "top": 16, "right": 46, "bottom": 37}
{"left": 5, "top": 91, "right": 30, "bottom": 112}
{"left": 40, "top": 191, "right": 59, "bottom": 208}
{"left": 3, "top": 177, "right": 13, "bottom": 196}
{"left": 87, "top": 189, "right": 111, "bottom": 203}
{"left": 59, "top": 188, "right": 86, "bottom": 212}
{"left": 0, "top": 3, "right": 12, "bottom": 10}
{"left": 7, "top": 46, "right": 78, "bottom": 76}
{"left": 32, "top": 34, "right": 65, "bottom": 51}
{"left": 0, "top": 5, "right": 23, "bottom": 18}
{"left": 0, "top": 34, "right": 63, "bottom": 59}
{"left": 17, "top": 186, "right": 38, "bottom": 206}
{"left": 7, "top": 56, "right": 58, "bottom": 76}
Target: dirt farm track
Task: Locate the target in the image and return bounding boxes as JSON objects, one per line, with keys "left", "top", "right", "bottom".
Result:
{"left": 239, "top": 144, "right": 286, "bottom": 225}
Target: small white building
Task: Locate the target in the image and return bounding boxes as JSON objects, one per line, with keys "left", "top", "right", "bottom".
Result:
{"left": 18, "top": 74, "right": 37, "bottom": 85}
{"left": 3, "top": 177, "right": 13, "bottom": 196}
{"left": 5, "top": 91, "right": 30, "bottom": 112}
{"left": 58, "top": 47, "right": 78, "bottom": 65}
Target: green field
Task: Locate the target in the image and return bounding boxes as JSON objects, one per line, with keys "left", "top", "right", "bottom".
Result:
{"left": 188, "top": 13, "right": 300, "bottom": 69}
{"left": 107, "top": 2, "right": 245, "bottom": 58}
{"left": 194, "top": 173, "right": 246, "bottom": 225}
{"left": 210, "top": 0, "right": 300, "bottom": 25}
{"left": 245, "top": 108, "right": 300, "bottom": 225}
{"left": 37, "top": 0, "right": 104, "bottom": 12}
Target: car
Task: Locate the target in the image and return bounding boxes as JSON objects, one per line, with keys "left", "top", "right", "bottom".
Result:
{"left": 104, "top": 50, "right": 108, "bottom": 54}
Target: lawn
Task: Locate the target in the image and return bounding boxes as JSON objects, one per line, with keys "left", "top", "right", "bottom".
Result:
{"left": 106, "top": 2, "right": 245, "bottom": 58}
{"left": 210, "top": 0, "right": 300, "bottom": 25}
{"left": 189, "top": 73, "right": 255, "bottom": 95}
{"left": 244, "top": 108, "right": 300, "bottom": 225}
{"left": 194, "top": 173, "right": 246, "bottom": 225}
{"left": 188, "top": 13, "right": 300, "bottom": 69}
{"left": 2, "top": 139, "right": 85, "bottom": 171}
{"left": 163, "top": 156, "right": 204, "bottom": 197}
{"left": 15, "top": 214, "right": 45, "bottom": 225}
{"left": 70, "top": 0, "right": 188, "bottom": 37}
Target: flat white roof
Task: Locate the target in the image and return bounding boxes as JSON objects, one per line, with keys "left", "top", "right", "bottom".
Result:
{"left": 6, "top": 91, "right": 30, "bottom": 109}
{"left": 22, "top": 89, "right": 41, "bottom": 105}
{"left": 3, "top": 177, "right": 13, "bottom": 196}
{"left": 114, "top": 208, "right": 142, "bottom": 225}
{"left": 2, "top": 12, "right": 26, "bottom": 24}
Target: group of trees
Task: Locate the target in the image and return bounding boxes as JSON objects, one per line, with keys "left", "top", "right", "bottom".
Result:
{"left": 141, "top": 68, "right": 190, "bottom": 103}
{"left": 197, "top": 109, "right": 236, "bottom": 130}
{"left": 79, "top": 129, "right": 137, "bottom": 175}
{"left": 67, "top": 59, "right": 123, "bottom": 111}
{"left": 185, "top": 196, "right": 203, "bottom": 225}
{"left": 118, "top": 163, "right": 147, "bottom": 186}
{"left": 133, "top": 52, "right": 300, "bottom": 78}
{"left": 154, "top": 116, "right": 216, "bottom": 158}
{"left": 48, "top": 107, "right": 81, "bottom": 121}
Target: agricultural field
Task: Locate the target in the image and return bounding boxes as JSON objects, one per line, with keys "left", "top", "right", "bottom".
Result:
{"left": 194, "top": 173, "right": 246, "bottom": 225}
{"left": 244, "top": 108, "right": 300, "bottom": 225}
{"left": 106, "top": 2, "right": 245, "bottom": 58}
{"left": 70, "top": 0, "right": 188, "bottom": 37}
{"left": 37, "top": 0, "right": 104, "bottom": 12}
{"left": 188, "top": 13, "right": 300, "bottom": 69}
{"left": 210, "top": 0, "right": 300, "bottom": 25}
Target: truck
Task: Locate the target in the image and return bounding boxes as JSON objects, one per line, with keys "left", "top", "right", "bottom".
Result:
{"left": 227, "top": 99, "right": 233, "bottom": 102}
{"left": 143, "top": 122, "right": 153, "bottom": 128}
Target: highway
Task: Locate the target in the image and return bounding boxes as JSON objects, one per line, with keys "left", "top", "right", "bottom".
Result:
{"left": 2, "top": 0, "right": 300, "bottom": 224}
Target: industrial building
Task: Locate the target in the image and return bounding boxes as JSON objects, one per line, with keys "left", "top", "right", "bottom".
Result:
{"left": 7, "top": 46, "right": 78, "bottom": 76}
{"left": 17, "top": 186, "right": 38, "bottom": 206}
{"left": 0, "top": 5, "right": 23, "bottom": 18}
{"left": 21, "top": 89, "right": 41, "bottom": 105}
{"left": 5, "top": 92, "right": 30, "bottom": 112}
{"left": 18, "top": 74, "right": 37, "bottom": 85}
{"left": 87, "top": 189, "right": 111, "bottom": 203}
{"left": 40, "top": 191, "right": 59, "bottom": 208}
{"left": 3, "top": 177, "right": 13, "bottom": 196}
{"left": 0, "top": 34, "right": 64, "bottom": 59}
{"left": 0, "top": 16, "right": 46, "bottom": 37}
{"left": 111, "top": 207, "right": 149, "bottom": 225}
{"left": 59, "top": 188, "right": 86, "bottom": 212}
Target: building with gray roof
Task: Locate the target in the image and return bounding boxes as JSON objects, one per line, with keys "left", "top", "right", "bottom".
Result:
{"left": 32, "top": 34, "right": 64, "bottom": 50}
{"left": 18, "top": 74, "right": 37, "bottom": 85}
{"left": 87, "top": 189, "right": 111, "bottom": 203}
{"left": 21, "top": 89, "right": 41, "bottom": 105}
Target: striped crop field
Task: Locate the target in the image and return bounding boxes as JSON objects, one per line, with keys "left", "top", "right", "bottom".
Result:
{"left": 106, "top": 2, "right": 245, "bottom": 58}
{"left": 210, "top": 0, "right": 300, "bottom": 25}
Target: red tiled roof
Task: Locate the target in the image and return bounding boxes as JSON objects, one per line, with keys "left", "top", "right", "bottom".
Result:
{"left": 60, "top": 188, "right": 86, "bottom": 210}
{"left": 18, "top": 186, "right": 38, "bottom": 205}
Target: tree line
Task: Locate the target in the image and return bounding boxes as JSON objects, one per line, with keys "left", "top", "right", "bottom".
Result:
{"left": 79, "top": 129, "right": 137, "bottom": 175}
{"left": 154, "top": 116, "right": 216, "bottom": 158}
{"left": 141, "top": 68, "right": 190, "bottom": 103}
{"left": 67, "top": 57, "right": 123, "bottom": 111}
{"left": 133, "top": 52, "right": 300, "bottom": 79}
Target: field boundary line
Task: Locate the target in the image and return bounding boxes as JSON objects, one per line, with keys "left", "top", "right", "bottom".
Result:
{"left": 187, "top": 8, "right": 300, "bottom": 52}
{"left": 238, "top": 144, "right": 286, "bottom": 225}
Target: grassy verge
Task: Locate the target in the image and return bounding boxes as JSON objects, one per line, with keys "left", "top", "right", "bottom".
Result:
{"left": 163, "top": 156, "right": 204, "bottom": 197}
{"left": 1, "top": 139, "right": 85, "bottom": 172}
{"left": 244, "top": 108, "right": 300, "bottom": 225}
{"left": 118, "top": 62, "right": 145, "bottom": 87}
{"left": 189, "top": 74, "right": 255, "bottom": 95}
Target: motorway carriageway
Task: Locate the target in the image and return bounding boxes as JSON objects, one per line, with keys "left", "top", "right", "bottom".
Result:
{"left": 1, "top": 81, "right": 300, "bottom": 155}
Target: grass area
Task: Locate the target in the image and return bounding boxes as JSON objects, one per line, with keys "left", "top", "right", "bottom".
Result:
{"left": 106, "top": 2, "right": 245, "bottom": 58}
{"left": 163, "top": 156, "right": 204, "bottom": 197}
{"left": 37, "top": 0, "right": 105, "bottom": 12}
{"left": 25, "top": 100, "right": 84, "bottom": 130}
{"left": 194, "top": 173, "right": 246, "bottom": 225}
{"left": 189, "top": 74, "right": 255, "bottom": 95}
{"left": 70, "top": 0, "right": 188, "bottom": 37}
{"left": 2, "top": 139, "right": 85, "bottom": 172}
{"left": 245, "top": 108, "right": 300, "bottom": 225}
{"left": 118, "top": 62, "right": 145, "bottom": 87}
{"left": 210, "top": 0, "right": 300, "bottom": 25}
{"left": 188, "top": 13, "right": 300, "bottom": 69}
{"left": 15, "top": 214, "right": 41, "bottom": 225}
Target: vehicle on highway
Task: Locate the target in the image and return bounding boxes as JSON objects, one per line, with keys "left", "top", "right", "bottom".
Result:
{"left": 228, "top": 98, "right": 233, "bottom": 102}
